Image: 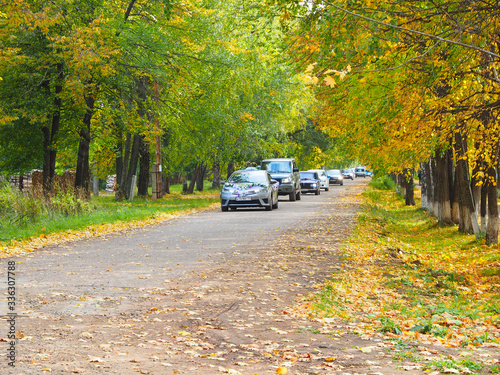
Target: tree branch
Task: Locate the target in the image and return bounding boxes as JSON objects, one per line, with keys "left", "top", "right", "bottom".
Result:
{"left": 348, "top": 41, "right": 442, "bottom": 74}
{"left": 320, "top": 0, "right": 500, "bottom": 59}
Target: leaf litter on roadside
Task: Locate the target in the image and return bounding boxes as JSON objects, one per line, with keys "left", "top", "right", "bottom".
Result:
{"left": 292, "top": 186, "right": 500, "bottom": 370}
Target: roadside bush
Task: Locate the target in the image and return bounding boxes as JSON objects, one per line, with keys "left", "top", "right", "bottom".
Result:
{"left": 0, "top": 185, "right": 48, "bottom": 226}
{"left": 50, "top": 189, "right": 93, "bottom": 216}
{"left": 369, "top": 175, "right": 396, "bottom": 191}
{"left": 0, "top": 185, "right": 95, "bottom": 230}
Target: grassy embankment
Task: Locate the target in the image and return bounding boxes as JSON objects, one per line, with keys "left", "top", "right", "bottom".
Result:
{"left": 0, "top": 182, "right": 219, "bottom": 256}
{"left": 306, "top": 176, "right": 500, "bottom": 372}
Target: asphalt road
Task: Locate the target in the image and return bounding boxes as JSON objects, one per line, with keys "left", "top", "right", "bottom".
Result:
{"left": 0, "top": 178, "right": 369, "bottom": 373}
{"left": 5, "top": 179, "right": 365, "bottom": 301}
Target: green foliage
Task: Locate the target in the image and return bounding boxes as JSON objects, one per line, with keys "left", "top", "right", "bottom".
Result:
{"left": 427, "top": 358, "right": 483, "bottom": 373}
{"left": 369, "top": 175, "right": 396, "bottom": 191}
{"left": 378, "top": 316, "right": 402, "bottom": 335}
{"left": 51, "top": 190, "right": 93, "bottom": 217}
{"left": 0, "top": 186, "right": 95, "bottom": 236}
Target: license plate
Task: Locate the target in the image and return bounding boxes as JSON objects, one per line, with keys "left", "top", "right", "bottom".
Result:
{"left": 236, "top": 196, "right": 251, "bottom": 201}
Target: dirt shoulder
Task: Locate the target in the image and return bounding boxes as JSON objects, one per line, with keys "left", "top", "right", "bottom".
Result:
{"left": 6, "top": 183, "right": 497, "bottom": 374}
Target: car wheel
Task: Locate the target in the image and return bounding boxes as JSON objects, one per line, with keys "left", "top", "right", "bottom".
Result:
{"left": 325, "top": 187, "right": 329, "bottom": 191}
{"left": 296, "top": 189, "right": 301, "bottom": 200}
{"left": 272, "top": 196, "right": 279, "bottom": 209}
{"left": 289, "top": 188, "right": 296, "bottom": 201}
{"left": 315, "top": 188, "right": 320, "bottom": 195}
{"left": 341, "top": 182, "right": 344, "bottom": 186}
{"left": 221, "top": 206, "right": 228, "bottom": 212}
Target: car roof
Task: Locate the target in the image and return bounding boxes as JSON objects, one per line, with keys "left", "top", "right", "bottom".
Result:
{"left": 261, "top": 158, "right": 295, "bottom": 162}
{"left": 233, "top": 169, "right": 267, "bottom": 175}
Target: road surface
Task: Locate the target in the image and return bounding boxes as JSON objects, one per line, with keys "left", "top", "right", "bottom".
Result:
{"left": 0, "top": 178, "right": 440, "bottom": 374}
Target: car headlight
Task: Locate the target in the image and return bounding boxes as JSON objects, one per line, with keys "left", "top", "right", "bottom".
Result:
{"left": 223, "top": 187, "right": 237, "bottom": 193}
{"left": 247, "top": 187, "right": 264, "bottom": 194}
{"left": 281, "top": 177, "right": 291, "bottom": 183}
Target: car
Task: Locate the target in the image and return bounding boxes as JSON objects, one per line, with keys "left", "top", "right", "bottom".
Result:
{"left": 300, "top": 171, "right": 321, "bottom": 195}
{"left": 355, "top": 167, "right": 367, "bottom": 177}
{"left": 261, "top": 158, "right": 301, "bottom": 201}
{"left": 220, "top": 170, "right": 279, "bottom": 211}
{"left": 342, "top": 168, "right": 354, "bottom": 180}
{"left": 366, "top": 170, "right": 372, "bottom": 177}
{"left": 327, "top": 169, "right": 344, "bottom": 185}
{"left": 308, "top": 169, "right": 329, "bottom": 191}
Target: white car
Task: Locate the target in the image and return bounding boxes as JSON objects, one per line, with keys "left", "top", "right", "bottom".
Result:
{"left": 308, "top": 169, "right": 329, "bottom": 191}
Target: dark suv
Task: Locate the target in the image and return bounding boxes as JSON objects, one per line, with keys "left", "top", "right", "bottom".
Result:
{"left": 261, "top": 158, "right": 301, "bottom": 201}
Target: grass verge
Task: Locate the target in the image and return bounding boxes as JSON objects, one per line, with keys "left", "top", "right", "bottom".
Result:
{"left": 304, "top": 178, "right": 500, "bottom": 353}
{"left": 1, "top": 184, "right": 219, "bottom": 257}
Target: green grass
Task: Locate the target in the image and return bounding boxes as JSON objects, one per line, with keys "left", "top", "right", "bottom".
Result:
{"left": 0, "top": 182, "right": 219, "bottom": 245}
{"left": 308, "top": 180, "right": 500, "bottom": 352}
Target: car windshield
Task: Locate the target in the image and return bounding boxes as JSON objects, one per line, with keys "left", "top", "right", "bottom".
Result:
{"left": 227, "top": 171, "right": 268, "bottom": 185}
{"left": 300, "top": 172, "right": 316, "bottom": 179}
{"left": 261, "top": 161, "right": 292, "bottom": 173}
{"left": 311, "top": 170, "right": 326, "bottom": 176}
{"left": 329, "top": 170, "right": 341, "bottom": 175}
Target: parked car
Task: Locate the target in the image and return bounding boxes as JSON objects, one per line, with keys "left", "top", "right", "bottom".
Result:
{"left": 355, "top": 167, "right": 367, "bottom": 178}
{"left": 342, "top": 168, "right": 354, "bottom": 180}
{"left": 220, "top": 170, "right": 279, "bottom": 211}
{"left": 300, "top": 171, "right": 321, "bottom": 195}
{"left": 261, "top": 158, "right": 301, "bottom": 201}
{"left": 327, "top": 169, "right": 344, "bottom": 185}
{"left": 308, "top": 169, "right": 329, "bottom": 191}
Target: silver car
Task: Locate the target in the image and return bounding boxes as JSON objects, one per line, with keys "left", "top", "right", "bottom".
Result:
{"left": 220, "top": 170, "right": 279, "bottom": 211}
{"left": 308, "top": 169, "right": 330, "bottom": 191}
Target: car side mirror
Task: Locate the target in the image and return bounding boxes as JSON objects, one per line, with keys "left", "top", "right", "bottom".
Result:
{"left": 293, "top": 168, "right": 299, "bottom": 173}
{"left": 220, "top": 180, "right": 226, "bottom": 185}
{"left": 270, "top": 179, "right": 278, "bottom": 184}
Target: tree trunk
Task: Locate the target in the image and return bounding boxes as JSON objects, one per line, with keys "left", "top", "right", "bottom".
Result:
{"left": 436, "top": 151, "right": 452, "bottom": 224}
{"left": 137, "top": 135, "right": 150, "bottom": 196}
{"left": 420, "top": 164, "right": 428, "bottom": 210}
{"left": 186, "top": 165, "right": 201, "bottom": 194}
{"left": 480, "top": 183, "right": 488, "bottom": 233}
{"left": 404, "top": 169, "right": 415, "bottom": 206}
{"left": 397, "top": 173, "right": 406, "bottom": 198}
{"left": 486, "top": 166, "right": 499, "bottom": 244}
{"left": 227, "top": 160, "right": 235, "bottom": 180}
{"left": 430, "top": 156, "right": 439, "bottom": 217}
{"left": 423, "top": 161, "right": 433, "bottom": 212}
{"left": 115, "top": 132, "right": 132, "bottom": 201}
{"left": 196, "top": 163, "right": 206, "bottom": 191}
{"left": 454, "top": 131, "right": 480, "bottom": 236}
{"left": 19, "top": 174, "right": 24, "bottom": 192}
{"left": 74, "top": 93, "right": 95, "bottom": 198}
{"left": 471, "top": 141, "right": 483, "bottom": 217}
{"left": 212, "top": 161, "right": 221, "bottom": 188}
{"left": 451, "top": 165, "right": 460, "bottom": 224}
{"left": 41, "top": 64, "right": 63, "bottom": 196}
{"left": 124, "top": 134, "right": 141, "bottom": 200}
{"left": 163, "top": 175, "right": 170, "bottom": 195}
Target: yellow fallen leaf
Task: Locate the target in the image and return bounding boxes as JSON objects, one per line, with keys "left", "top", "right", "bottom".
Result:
{"left": 360, "top": 346, "right": 372, "bottom": 353}
{"left": 276, "top": 367, "right": 288, "bottom": 374}
{"left": 178, "top": 330, "right": 190, "bottom": 336}
{"left": 325, "top": 357, "right": 335, "bottom": 361}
